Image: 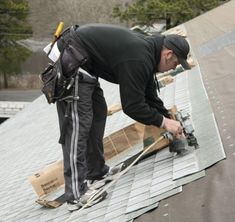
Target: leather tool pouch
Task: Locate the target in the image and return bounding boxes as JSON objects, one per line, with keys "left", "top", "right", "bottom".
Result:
{"left": 40, "top": 26, "right": 89, "bottom": 104}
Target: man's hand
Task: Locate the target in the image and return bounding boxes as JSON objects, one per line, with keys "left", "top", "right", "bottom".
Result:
{"left": 163, "top": 117, "right": 183, "bottom": 137}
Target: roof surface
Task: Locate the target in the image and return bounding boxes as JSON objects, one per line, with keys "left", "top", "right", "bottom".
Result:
{"left": 0, "top": 66, "right": 224, "bottom": 222}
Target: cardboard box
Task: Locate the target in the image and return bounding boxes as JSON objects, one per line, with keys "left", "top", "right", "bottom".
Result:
{"left": 104, "top": 122, "right": 169, "bottom": 160}
{"left": 28, "top": 160, "right": 66, "bottom": 208}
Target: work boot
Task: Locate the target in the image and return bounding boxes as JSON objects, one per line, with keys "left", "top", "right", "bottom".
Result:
{"left": 66, "top": 187, "right": 107, "bottom": 212}
{"left": 87, "top": 164, "right": 123, "bottom": 189}
{"left": 66, "top": 199, "right": 80, "bottom": 212}
{"left": 79, "top": 188, "right": 107, "bottom": 207}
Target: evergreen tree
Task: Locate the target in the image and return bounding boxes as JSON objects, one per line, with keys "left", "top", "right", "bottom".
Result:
{"left": 113, "top": 0, "right": 221, "bottom": 29}
{"left": 0, "top": 0, "right": 32, "bottom": 88}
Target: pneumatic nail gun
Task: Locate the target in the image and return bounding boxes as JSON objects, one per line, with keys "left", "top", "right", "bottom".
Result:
{"left": 164, "top": 108, "right": 199, "bottom": 155}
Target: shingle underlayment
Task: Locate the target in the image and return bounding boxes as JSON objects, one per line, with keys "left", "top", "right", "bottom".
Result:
{"left": 0, "top": 29, "right": 225, "bottom": 222}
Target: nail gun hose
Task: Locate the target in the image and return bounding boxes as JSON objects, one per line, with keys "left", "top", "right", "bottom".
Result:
{"left": 67, "top": 135, "right": 165, "bottom": 220}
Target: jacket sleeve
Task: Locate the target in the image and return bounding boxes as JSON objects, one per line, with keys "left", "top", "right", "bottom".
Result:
{"left": 115, "top": 60, "right": 166, "bottom": 127}
{"left": 145, "top": 75, "right": 170, "bottom": 118}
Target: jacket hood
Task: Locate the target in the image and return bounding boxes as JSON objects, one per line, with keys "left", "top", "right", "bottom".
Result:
{"left": 146, "top": 34, "right": 165, "bottom": 73}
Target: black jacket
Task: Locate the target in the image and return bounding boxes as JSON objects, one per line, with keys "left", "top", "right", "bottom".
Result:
{"left": 76, "top": 24, "right": 169, "bottom": 127}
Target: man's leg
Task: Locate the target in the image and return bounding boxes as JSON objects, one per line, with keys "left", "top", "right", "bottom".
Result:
{"left": 57, "top": 100, "right": 77, "bottom": 201}
{"left": 86, "top": 83, "right": 109, "bottom": 180}
{"left": 56, "top": 80, "right": 96, "bottom": 202}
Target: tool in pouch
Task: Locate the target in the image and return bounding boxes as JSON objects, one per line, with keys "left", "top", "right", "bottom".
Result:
{"left": 47, "top": 21, "right": 64, "bottom": 57}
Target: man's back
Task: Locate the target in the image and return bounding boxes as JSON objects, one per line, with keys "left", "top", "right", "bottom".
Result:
{"left": 76, "top": 24, "right": 160, "bottom": 83}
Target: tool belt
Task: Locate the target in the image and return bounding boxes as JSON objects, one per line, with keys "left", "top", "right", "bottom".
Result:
{"left": 40, "top": 25, "right": 89, "bottom": 104}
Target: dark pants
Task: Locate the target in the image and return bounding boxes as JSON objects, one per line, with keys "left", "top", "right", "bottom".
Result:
{"left": 56, "top": 73, "right": 109, "bottom": 201}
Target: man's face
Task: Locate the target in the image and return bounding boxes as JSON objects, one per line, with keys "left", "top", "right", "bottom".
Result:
{"left": 158, "top": 49, "right": 179, "bottom": 73}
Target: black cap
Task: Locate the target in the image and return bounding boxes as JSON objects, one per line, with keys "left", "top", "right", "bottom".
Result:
{"left": 164, "top": 34, "right": 191, "bottom": 70}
